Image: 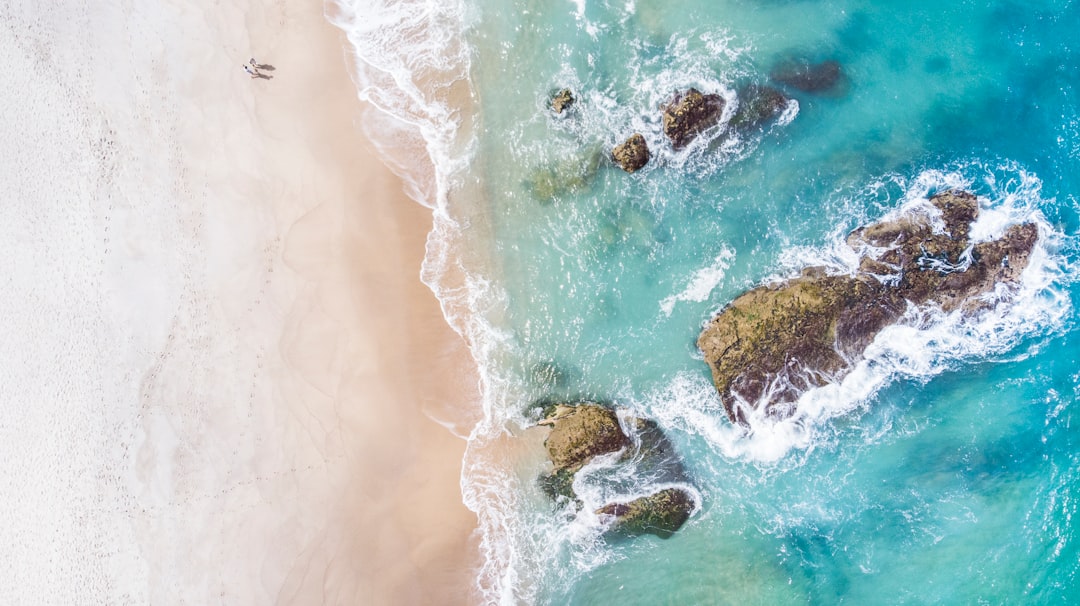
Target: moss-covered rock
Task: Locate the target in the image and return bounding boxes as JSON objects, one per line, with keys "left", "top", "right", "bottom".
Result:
{"left": 596, "top": 487, "right": 695, "bottom": 539}
{"left": 611, "top": 133, "right": 650, "bottom": 173}
{"left": 538, "top": 404, "right": 629, "bottom": 473}
{"left": 536, "top": 403, "right": 698, "bottom": 537}
{"left": 537, "top": 467, "right": 578, "bottom": 504}
{"left": 662, "top": 88, "right": 726, "bottom": 149}
{"left": 698, "top": 190, "right": 1040, "bottom": 424}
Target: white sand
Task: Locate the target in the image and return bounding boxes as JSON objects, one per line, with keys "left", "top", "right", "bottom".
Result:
{"left": 0, "top": 0, "right": 478, "bottom": 603}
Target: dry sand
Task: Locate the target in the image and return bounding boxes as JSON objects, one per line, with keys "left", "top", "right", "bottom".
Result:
{"left": 1, "top": 0, "right": 479, "bottom": 604}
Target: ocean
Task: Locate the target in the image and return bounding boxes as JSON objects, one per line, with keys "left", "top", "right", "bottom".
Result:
{"left": 338, "top": 0, "right": 1080, "bottom": 603}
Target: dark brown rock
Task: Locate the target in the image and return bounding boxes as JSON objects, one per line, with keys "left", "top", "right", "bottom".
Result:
{"left": 698, "top": 190, "right": 1039, "bottom": 424}
{"left": 662, "top": 88, "right": 726, "bottom": 149}
{"left": 611, "top": 133, "right": 651, "bottom": 173}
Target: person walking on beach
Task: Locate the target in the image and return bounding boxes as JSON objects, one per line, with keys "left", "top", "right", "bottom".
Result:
{"left": 243, "top": 64, "right": 260, "bottom": 78}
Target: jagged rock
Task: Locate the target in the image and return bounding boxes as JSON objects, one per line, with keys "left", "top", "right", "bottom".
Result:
{"left": 611, "top": 133, "right": 651, "bottom": 173}
{"left": 552, "top": 88, "right": 575, "bottom": 114}
{"left": 770, "top": 58, "right": 845, "bottom": 94}
{"left": 698, "top": 190, "right": 1039, "bottom": 424}
{"left": 729, "top": 84, "right": 791, "bottom": 132}
{"left": 596, "top": 487, "right": 695, "bottom": 539}
{"left": 536, "top": 403, "right": 697, "bottom": 538}
{"left": 662, "top": 88, "right": 726, "bottom": 149}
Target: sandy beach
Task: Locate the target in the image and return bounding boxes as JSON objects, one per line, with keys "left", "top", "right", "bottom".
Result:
{"left": 0, "top": 0, "right": 478, "bottom": 603}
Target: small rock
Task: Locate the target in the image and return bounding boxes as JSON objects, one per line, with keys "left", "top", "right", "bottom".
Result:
{"left": 552, "top": 88, "right": 575, "bottom": 114}
{"left": 662, "top": 88, "right": 726, "bottom": 149}
{"left": 611, "top": 133, "right": 651, "bottom": 173}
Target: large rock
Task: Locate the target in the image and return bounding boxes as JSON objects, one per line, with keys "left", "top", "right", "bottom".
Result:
{"left": 698, "top": 190, "right": 1039, "bottom": 424}
{"left": 662, "top": 88, "right": 726, "bottom": 149}
{"left": 611, "top": 133, "right": 651, "bottom": 173}
{"left": 596, "top": 487, "right": 695, "bottom": 539}
{"left": 770, "top": 58, "right": 845, "bottom": 94}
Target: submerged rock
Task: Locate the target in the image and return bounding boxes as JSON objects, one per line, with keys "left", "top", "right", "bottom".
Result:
{"left": 662, "top": 88, "right": 726, "bottom": 149}
{"left": 552, "top": 88, "right": 575, "bottom": 114}
{"left": 611, "top": 133, "right": 651, "bottom": 173}
{"left": 729, "top": 84, "right": 791, "bottom": 132}
{"left": 770, "top": 58, "right": 846, "bottom": 95}
{"left": 698, "top": 190, "right": 1039, "bottom": 424}
{"left": 596, "top": 487, "right": 695, "bottom": 539}
{"left": 525, "top": 145, "right": 602, "bottom": 202}
{"left": 537, "top": 403, "right": 696, "bottom": 538}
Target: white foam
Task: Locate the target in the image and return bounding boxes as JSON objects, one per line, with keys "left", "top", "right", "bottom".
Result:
{"left": 660, "top": 247, "right": 736, "bottom": 316}
{"left": 329, "top": 0, "right": 474, "bottom": 210}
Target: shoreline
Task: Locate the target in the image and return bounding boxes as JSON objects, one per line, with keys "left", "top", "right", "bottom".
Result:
{"left": 132, "top": 0, "right": 483, "bottom": 602}
{"left": 242, "top": 3, "right": 482, "bottom": 602}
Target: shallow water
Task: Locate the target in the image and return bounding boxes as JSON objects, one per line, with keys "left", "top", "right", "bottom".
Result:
{"left": 343, "top": 0, "right": 1080, "bottom": 602}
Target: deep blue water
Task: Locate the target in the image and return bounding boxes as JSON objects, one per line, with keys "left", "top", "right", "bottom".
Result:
{"left": 419, "top": 0, "right": 1080, "bottom": 603}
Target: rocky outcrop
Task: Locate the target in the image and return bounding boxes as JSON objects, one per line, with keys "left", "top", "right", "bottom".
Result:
{"left": 611, "top": 133, "right": 651, "bottom": 173}
{"left": 698, "top": 190, "right": 1039, "bottom": 424}
{"left": 539, "top": 404, "right": 629, "bottom": 473}
{"left": 537, "top": 403, "right": 696, "bottom": 538}
{"left": 596, "top": 488, "right": 695, "bottom": 539}
{"left": 729, "top": 84, "right": 790, "bottom": 132}
{"left": 552, "top": 88, "right": 575, "bottom": 114}
{"left": 662, "top": 88, "right": 725, "bottom": 149}
{"left": 770, "top": 58, "right": 845, "bottom": 95}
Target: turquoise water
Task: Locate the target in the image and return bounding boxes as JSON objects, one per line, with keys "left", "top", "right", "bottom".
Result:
{"left": 342, "top": 0, "right": 1080, "bottom": 602}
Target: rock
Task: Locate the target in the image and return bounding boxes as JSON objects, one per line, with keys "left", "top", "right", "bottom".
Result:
{"left": 596, "top": 487, "right": 695, "bottom": 539}
{"left": 729, "top": 84, "right": 791, "bottom": 132}
{"left": 552, "top": 88, "right": 575, "bottom": 114}
{"left": 537, "top": 467, "right": 577, "bottom": 503}
{"left": 526, "top": 145, "right": 602, "bottom": 201}
{"left": 611, "top": 133, "right": 651, "bottom": 173}
{"left": 770, "top": 58, "right": 845, "bottom": 94}
{"left": 538, "top": 404, "right": 629, "bottom": 473}
{"left": 698, "top": 190, "right": 1040, "bottom": 424}
{"left": 536, "top": 403, "right": 698, "bottom": 537}
{"left": 662, "top": 88, "right": 726, "bottom": 149}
